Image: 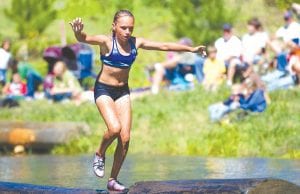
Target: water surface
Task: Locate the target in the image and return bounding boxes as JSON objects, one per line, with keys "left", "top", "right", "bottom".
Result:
{"left": 0, "top": 154, "right": 299, "bottom": 189}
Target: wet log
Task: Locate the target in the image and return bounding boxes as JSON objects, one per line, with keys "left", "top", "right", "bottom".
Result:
{"left": 0, "top": 121, "right": 90, "bottom": 152}
{"left": 0, "top": 181, "right": 106, "bottom": 194}
{"left": 0, "top": 178, "right": 299, "bottom": 194}
{"left": 129, "top": 178, "right": 300, "bottom": 194}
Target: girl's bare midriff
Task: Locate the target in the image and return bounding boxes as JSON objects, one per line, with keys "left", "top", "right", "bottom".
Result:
{"left": 98, "top": 64, "right": 130, "bottom": 86}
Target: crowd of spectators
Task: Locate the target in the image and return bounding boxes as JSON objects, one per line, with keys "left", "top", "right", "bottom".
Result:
{"left": 148, "top": 7, "right": 300, "bottom": 121}
{"left": 0, "top": 49, "right": 94, "bottom": 107}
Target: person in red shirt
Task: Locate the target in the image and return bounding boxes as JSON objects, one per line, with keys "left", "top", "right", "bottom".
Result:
{"left": 2, "top": 73, "right": 27, "bottom": 99}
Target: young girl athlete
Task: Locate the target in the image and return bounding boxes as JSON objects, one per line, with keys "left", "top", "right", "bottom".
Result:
{"left": 69, "top": 10, "right": 206, "bottom": 192}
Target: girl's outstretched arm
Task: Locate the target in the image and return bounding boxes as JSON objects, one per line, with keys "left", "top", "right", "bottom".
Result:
{"left": 136, "top": 38, "right": 206, "bottom": 56}
{"left": 69, "top": 17, "right": 108, "bottom": 45}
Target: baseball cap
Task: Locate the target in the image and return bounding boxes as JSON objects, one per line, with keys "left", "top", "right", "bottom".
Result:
{"left": 284, "top": 11, "right": 293, "bottom": 20}
{"left": 179, "top": 37, "right": 193, "bottom": 46}
{"left": 223, "top": 23, "right": 232, "bottom": 31}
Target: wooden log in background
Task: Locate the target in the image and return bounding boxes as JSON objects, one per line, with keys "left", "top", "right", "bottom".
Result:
{"left": 0, "top": 121, "right": 90, "bottom": 152}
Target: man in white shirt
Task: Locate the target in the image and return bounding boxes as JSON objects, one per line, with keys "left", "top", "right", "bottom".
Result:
{"left": 215, "top": 24, "right": 242, "bottom": 86}
{"left": 242, "top": 18, "right": 269, "bottom": 65}
{"left": 276, "top": 11, "right": 300, "bottom": 47}
{"left": 0, "top": 39, "right": 12, "bottom": 86}
{"left": 262, "top": 11, "right": 300, "bottom": 84}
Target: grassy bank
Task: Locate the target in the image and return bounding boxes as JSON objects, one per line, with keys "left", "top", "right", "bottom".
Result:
{"left": 0, "top": 85, "right": 299, "bottom": 158}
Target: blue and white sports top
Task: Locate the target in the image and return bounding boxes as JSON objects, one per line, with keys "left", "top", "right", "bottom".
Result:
{"left": 100, "top": 36, "right": 137, "bottom": 69}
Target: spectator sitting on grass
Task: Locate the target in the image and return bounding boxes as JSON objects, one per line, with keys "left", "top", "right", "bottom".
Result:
{"left": 241, "top": 18, "right": 270, "bottom": 76}
{"left": 208, "top": 77, "right": 268, "bottom": 122}
{"left": 2, "top": 72, "right": 27, "bottom": 100}
{"left": 242, "top": 18, "right": 269, "bottom": 66}
{"left": 44, "top": 60, "right": 83, "bottom": 103}
{"left": 276, "top": 10, "right": 300, "bottom": 48}
{"left": 150, "top": 37, "right": 204, "bottom": 94}
{"left": 264, "top": 47, "right": 300, "bottom": 91}
{"left": 215, "top": 24, "right": 242, "bottom": 86}
{"left": 10, "top": 59, "right": 43, "bottom": 99}
{"left": 202, "top": 45, "right": 226, "bottom": 91}
{"left": 261, "top": 11, "right": 300, "bottom": 85}
{"left": 261, "top": 35, "right": 292, "bottom": 86}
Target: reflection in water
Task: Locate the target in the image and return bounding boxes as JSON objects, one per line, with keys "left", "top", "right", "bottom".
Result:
{"left": 0, "top": 154, "right": 299, "bottom": 189}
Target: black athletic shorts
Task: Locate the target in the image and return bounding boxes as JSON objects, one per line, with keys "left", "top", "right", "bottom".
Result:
{"left": 94, "top": 81, "right": 130, "bottom": 102}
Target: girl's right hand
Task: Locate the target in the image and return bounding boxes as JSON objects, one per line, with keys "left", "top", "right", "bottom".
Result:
{"left": 69, "top": 17, "right": 84, "bottom": 33}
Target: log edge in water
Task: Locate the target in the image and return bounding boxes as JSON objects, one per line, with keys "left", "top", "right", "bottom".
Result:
{"left": 0, "top": 178, "right": 299, "bottom": 194}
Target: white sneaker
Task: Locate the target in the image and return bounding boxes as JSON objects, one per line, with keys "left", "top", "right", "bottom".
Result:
{"left": 107, "top": 179, "right": 128, "bottom": 192}
{"left": 93, "top": 153, "right": 105, "bottom": 178}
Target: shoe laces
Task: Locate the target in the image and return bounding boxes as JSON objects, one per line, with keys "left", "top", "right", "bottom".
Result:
{"left": 94, "top": 156, "right": 105, "bottom": 170}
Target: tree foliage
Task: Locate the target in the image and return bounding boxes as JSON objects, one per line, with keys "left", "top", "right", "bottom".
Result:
{"left": 169, "top": 0, "right": 237, "bottom": 45}
{"left": 59, "top": 0, "right": 134, "bottom": 21}
{"left": 4, "top": 0, "right": 57, "bottom": 39}
{"left": 113, "top": 0, "right": 134, "bottom": 11}
{"left": 58, "top": 0, "right": 105, "bottom": 20}
{"left": 264, "top": 0, "right": 300, "bottom": 9}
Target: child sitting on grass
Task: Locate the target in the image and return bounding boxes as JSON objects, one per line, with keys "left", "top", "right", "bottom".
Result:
{"left": 2, "top": 72, "right": 27, "bottom": 100}
{"left": 44, "top": 61, "right": 94, "bottom": 104}
{"left": 208, "top": 77, "right": 268, "bottom": 122}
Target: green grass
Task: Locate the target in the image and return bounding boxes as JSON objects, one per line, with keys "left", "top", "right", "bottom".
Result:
{"left": 0, "top": 85, "right": 299, "bottom": 158}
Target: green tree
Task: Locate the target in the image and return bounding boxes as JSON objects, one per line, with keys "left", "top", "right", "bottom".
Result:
{"left": 59, "top": 0, "right": 105, "bottom": 20}
{"left": 113, "top": 0, "right": 134, "bottom": 11}
{"left": 264, "top": 0, "right": 300, "bottom": 9}
{"left": 4, "top": 0, "right": 57, "bottom": 39}
{"left": 169, "top": 0, "right": 238, "bottom": 45}
{"left": 59, "top": 0, "right": 134, "bottom": 21}
{"left": 142, "top": 0, "right": 170, "bottom": 8}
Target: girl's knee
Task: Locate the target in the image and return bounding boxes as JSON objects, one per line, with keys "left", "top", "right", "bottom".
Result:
{"left": 108, "top": 123, "right": 122, "bottom": 136}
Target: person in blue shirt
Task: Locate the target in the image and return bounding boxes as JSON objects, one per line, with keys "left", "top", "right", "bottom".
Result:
{"left": 69, "top": 10, "right": 206, "bottom": 192}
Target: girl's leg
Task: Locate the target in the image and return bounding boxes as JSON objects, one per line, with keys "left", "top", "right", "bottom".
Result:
{"left": 95, "top": 95, "right": 122, "bottom": 157}
{"left": 110, "top": 94, "right": 132, "bottom": 180}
